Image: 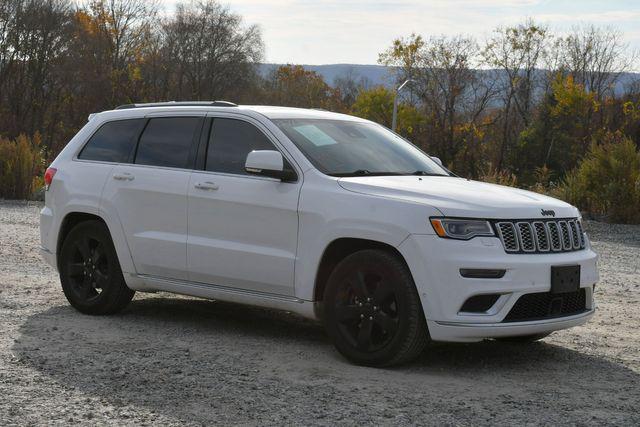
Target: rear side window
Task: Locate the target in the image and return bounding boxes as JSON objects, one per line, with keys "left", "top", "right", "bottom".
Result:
{"left": 135, "top": 117, "right": 201, "bottom": 169}
{"left": 206, "top": 118, "right": 276, "bottom": 175}
{"left": 78, "top": 119, "right": 143, "bottom": 163}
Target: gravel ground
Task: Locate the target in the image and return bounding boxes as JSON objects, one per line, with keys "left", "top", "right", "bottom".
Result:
{"left": 0, "top": 200, "right": 639, "bottom": 426}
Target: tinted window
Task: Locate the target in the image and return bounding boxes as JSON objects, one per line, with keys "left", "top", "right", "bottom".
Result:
{"left": 79, "top": 119, "right": 143, "bottom": 163}
{"left": 206, "top": 119, "right": 277, "bottom": 175}
{"left": 135, "top": 117, "right": 200, "bottom": 168}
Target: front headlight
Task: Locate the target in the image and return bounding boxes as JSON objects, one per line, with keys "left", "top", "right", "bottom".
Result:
{"left": 429, "top": 218, "right": 494, "bottom": 240}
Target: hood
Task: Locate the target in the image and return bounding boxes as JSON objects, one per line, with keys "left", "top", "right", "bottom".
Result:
{"left": 338, "top": 175, "right": 579, "bottom": 219}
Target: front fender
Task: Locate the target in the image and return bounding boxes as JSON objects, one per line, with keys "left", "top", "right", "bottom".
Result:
{"left": 294, "top": 174, "right": 441, "bottom": 301}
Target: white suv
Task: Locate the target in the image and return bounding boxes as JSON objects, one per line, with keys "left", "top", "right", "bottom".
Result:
{"left": 40, "top": 101, "right": 598, "bottom": 366}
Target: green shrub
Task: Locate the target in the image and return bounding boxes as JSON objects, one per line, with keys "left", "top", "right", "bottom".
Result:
{"left": 0, "top": 134, "right": 45, "bottom": 200}
{"left": 555, "top": 132, "right": 640, "bottom": 224}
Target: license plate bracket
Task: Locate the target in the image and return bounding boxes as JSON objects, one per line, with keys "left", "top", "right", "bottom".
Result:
{"left": 551, "top": 265, "right": 580, "bottom": 294}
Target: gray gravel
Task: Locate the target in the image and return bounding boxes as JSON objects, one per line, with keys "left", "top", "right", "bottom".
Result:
{"left": 0, "top": 200, "right": 639, "bottom": 426}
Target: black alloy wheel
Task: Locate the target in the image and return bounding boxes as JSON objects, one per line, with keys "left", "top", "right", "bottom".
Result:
{"left": 333, "top": 269, "right": 400, "bottom": 352}
{"left": 66, "top": 234, "right": 108, "bottom": 301}
{"left": 324, "top": 249, "right": 428, "bottom": 367}
{"left": 60, "top": 220, "right": 134, "bottom": 314}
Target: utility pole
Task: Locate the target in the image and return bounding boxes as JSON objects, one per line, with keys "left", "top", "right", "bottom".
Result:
{"left": 392, "top": 79, "right": 413, "bottom": 132}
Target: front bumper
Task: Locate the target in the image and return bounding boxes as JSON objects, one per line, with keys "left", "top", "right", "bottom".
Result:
{"left": 427, "top": 309, "right": 594, "bottom": 342}
{"left": 398, "top": 234, "right": 598, "bottom": 342}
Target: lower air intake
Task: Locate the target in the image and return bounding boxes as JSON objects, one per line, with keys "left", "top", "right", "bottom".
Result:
{"left": 502, "top": 288, "right": 587, "bottom": 322}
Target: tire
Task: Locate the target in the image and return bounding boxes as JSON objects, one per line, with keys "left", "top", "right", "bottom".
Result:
{"left": 496, "top": 332, "right": 552, "bottom": 343}
{"left": 59, "top": 220, "right": 134, "bottom": 315}
{"left": 323, "top": 249, "right": 428, "bottom": 367}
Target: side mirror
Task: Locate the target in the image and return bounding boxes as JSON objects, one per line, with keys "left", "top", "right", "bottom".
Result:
{"left": 431, "top": 156, "right": 443, "bottom": 167}
{"left": 245, "top": 150, "right": 296, "bottom": 182}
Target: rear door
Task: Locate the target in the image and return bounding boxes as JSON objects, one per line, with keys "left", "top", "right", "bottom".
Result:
{"left": 102, "top": 114, "right": 204, "bottom": 280}
{"left": 187, "top": 116, "right": 302, "bottom": 295}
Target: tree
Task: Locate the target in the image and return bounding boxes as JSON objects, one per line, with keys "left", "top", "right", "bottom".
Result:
{"left": 515, "top": 74, "right": 598, "bottom": 183}
{"left": 0, "top": 0, "right": 19, "bottom": 92}
{"left": 557, "top": 25, "right": 635, "bottom": 102}
{"left": 262, "top": 64, "right": 336, "bottom": 108}
{"left": 332, "top": 68, "right": 371, "bottom": 111}
{"left": 0, "top": 0, "right": 72, "bottom": 146}
{"left": 157, "top": 0, "right": 263, "bottom": 101}
{"left": 78, "top": 0, "right": 158, "bottom": 104}
{"left": 351, "top": 86, "right": 423, "bottom": 139}
{"left": 380, "top": 34, "right": 494, "bottom": 164}
{"left": 481, "top": 20, "right": 549, "bottom": 170}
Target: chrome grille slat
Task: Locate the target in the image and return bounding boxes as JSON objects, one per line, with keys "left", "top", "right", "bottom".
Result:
{"left": 496, "top": 222, "right": 519, "bottom": 252}
{"left": 576, "top": 220, "right": 585, "bottom": 248}
{"left": 547, "top": 221, "right": 562, "bottom": 251}
{"left": 532, "top": 221, "right": 549, "bottom": 251}
{"left": 569, "top": 220, "right": 581, "bottom": 249}
{"left": 495, "top": 218, "right": 585, "bottom": 254}
{"left": 559, "top": 221, "right": 572, "bottom": 250}
{"left": 516, "top": 222, "right": 535, "bottom": 252}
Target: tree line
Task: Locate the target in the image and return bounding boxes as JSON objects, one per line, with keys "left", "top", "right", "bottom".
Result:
{"left": 0, "top": 0, "right": 639, "bottom": 222}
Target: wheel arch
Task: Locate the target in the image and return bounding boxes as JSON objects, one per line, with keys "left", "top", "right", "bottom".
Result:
{"left": 55, "top": 211, "right": 136, "bottom": 279}
{"left": 56, "top": 212, "right": 107, "bottom": 269}
{"left": 313, "top": 237, "right": 411, "bottom": 303}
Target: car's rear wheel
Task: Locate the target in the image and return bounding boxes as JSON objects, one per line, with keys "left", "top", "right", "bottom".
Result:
{"left": 324, "top": 249, "right": 428, "bottom": 367}
{"left": 496, "top": 332, "right": 552, "bottom": 343}
{"left": 59, "top": 220, "right": 134, "bottom": 314}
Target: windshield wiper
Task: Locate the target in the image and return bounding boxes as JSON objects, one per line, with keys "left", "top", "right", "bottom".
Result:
{"left": 350, "top": 169, "right": 372, "bottom": 176}
{"left": 331, "top": 169, "right": 371, "bottom": 177}
{"left": 407, "top": 170, "right": 446, "bottom": 176}
{"left": 332, "top": 170, "right": 406, "bottom": 177}
{"left": 332, "top": 169, "right": 449, "bottom": 177}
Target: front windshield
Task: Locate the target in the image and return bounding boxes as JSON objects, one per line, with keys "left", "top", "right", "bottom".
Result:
{"left": 273, "top": 118, "right": 449, "bottom": 177}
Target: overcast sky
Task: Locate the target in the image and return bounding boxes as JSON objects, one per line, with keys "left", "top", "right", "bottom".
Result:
{"left": 160, "top": 0, "right": 640, "bottom": 69}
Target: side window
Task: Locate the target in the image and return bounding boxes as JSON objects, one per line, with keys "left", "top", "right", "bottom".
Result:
{"left": 206, "top": 118, "right": 277, "bottom": 175}
{"left": 134, "top": 117, "right": 201, "bottom": 169}
{"left": 78, "top": 119, "right": 143, "bottom": 163}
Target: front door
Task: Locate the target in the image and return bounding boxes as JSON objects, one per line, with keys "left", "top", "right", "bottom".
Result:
{"left": 187, "top": 117, "right": 301, "bottom": 296}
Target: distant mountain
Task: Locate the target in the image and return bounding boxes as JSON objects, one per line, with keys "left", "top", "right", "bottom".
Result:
{"left": 258, "top": 63, "right": 640, "bottom": 96}
{"left": 258, "top": 63, "right": 394, "bottom": 86}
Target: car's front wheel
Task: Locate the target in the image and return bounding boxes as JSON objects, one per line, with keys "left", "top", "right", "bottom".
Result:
{"left": 324, "top": 249, "right": 428, "bottom": 367}
{"left": 59, "top": 220, "right": 134, "bottom": 314}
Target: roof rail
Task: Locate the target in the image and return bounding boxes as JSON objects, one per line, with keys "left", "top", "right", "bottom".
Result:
{"left": 115, "top": 100, "right": 237, "bottom": 110}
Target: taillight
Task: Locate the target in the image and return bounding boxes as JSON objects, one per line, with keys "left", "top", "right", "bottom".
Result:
{"left": 44, "top": 167, "right": 57, "bottom": 190}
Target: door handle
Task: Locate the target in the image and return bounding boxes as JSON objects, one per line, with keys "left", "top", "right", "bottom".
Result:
{"left": 113, "top": 173, "right": 135, "bottom": 181}
{"left": 194, "top": 181, "right": 219, "bottom": 191}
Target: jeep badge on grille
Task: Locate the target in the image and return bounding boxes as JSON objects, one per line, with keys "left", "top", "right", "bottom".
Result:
{"left": 541, "top": 209, "right": 556, "bottom": 217}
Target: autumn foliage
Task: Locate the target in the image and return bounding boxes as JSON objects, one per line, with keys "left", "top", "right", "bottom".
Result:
{"left": 0, "top": 2, "right": 638, "bottom": 221}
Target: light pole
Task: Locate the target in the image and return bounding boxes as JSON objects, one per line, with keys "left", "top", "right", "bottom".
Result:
{"left": 391, "top": 79, "right": 413, "bottom": 133}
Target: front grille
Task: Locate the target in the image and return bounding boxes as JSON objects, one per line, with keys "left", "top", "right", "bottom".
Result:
{"left": 503, "top": 288, "right": 587, "bottom": 322}
{"left": 495, "top": 219, "right": 585, "bottom": 254}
